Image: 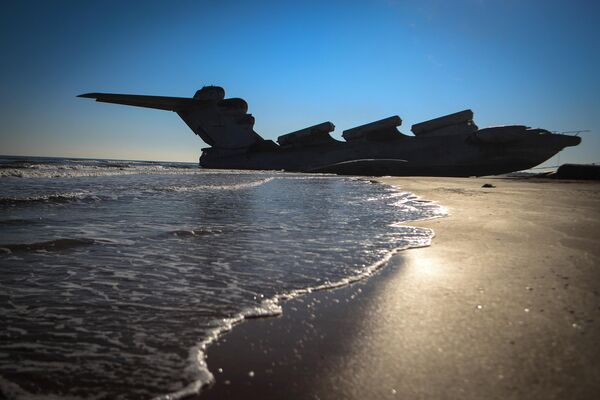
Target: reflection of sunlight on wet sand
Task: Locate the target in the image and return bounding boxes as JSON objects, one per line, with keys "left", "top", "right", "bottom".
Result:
{"left": 314, "top": 251, "right": 469, "bottom": 399}
{"left": 405, "top": 251, "right": 444, "bottom": 280}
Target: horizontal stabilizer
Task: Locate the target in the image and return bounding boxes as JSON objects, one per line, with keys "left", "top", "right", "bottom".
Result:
{"left": 79, "top": 87, "right": 265, "bottom": 149}
{"left": 78, "top": 93, "right": 197, "bottom": 111}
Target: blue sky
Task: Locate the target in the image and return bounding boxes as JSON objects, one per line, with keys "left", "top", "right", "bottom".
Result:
{"left": 1, "top": 0, "right": 598, "bottom": 164}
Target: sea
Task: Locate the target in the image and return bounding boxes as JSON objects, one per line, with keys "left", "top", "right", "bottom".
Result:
{"left": 0, "top": 156, "right": 446, "bottom": 400}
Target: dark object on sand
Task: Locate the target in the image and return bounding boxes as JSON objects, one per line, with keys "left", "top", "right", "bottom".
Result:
{"left": 482, "top": 183, "right": 496, "bottom": 188}
{"left": 78, "top": 86, "right": 580, "bottom": 177}
{"left": 554, "top": 164, "right": 600, "bottom": 180}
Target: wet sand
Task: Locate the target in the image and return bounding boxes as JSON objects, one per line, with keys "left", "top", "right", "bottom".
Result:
{"left": 199, "top": 177, "right": 600, "bottom": 399}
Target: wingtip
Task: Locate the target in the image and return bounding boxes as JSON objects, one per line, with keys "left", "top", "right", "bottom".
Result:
{"left": 77, "top": 93, "right": 98, "bottom": 99}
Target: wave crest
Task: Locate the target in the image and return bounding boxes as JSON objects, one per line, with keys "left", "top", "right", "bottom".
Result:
{"left": 162, "top": 177, "right": 274, "bottom": 192}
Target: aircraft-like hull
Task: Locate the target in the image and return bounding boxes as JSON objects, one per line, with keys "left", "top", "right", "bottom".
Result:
{"left": 79, "top": 86, "right": 580, "bottom": 177}
{"left": 200, "top": 128, "right": 578, "bottom": 176}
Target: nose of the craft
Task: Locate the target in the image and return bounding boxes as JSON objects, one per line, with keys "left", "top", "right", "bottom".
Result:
{"left": 557, "top": 133, "right": 582, "bottom": 148}
{"left": 538, "top": 129, "right": 582, "bottom": 149}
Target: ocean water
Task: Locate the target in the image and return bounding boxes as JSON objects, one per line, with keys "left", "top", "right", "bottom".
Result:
{"left": 0, "top": 156, "right": 445, "bottom": 399}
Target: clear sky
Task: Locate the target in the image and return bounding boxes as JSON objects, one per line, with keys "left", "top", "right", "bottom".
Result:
{"left": 1, "top": 0, "right": 598, "bottom": 164}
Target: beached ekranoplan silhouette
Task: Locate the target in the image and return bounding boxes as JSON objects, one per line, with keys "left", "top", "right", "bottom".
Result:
{"left": 79, "top": 86, "right": 581, "bottom": 176}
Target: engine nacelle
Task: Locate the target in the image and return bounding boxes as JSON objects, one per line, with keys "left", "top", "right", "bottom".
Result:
{"left": 343, "top": 116, "right": 403, "bottom": 142}
{"left": 193, "top": 86, "right": 225, "bottom": 101}
{"left": 277, "top": 122, "right": 336, "bottom": 147}
{"left": 412, "top": 109, "right": 478, "bottom": 137}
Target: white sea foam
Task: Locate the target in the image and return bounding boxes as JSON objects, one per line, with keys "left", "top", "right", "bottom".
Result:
{"left": 161, "top": 177, "right": 275, "bottom": 192}
{"left": 151, "top": 296, "right": 284, "bottom": 400}
{"left": 0, "top": 164, "right": 202, "bottom": 179}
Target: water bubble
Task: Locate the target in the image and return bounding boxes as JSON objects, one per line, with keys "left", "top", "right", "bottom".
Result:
{"left": 476, "top": 304, "right": 483, "bottom": 310}
{"left": 248, "top": 370, "right": 255, "bottom": 377}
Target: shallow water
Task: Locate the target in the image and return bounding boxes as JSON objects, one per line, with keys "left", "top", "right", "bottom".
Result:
{"left": 0, "top": 156, "right": 445, "bottom": 399}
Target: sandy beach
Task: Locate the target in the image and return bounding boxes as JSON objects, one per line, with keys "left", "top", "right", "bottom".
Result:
{"left": 199, "top": 177, "right": 600, "bottom": 399}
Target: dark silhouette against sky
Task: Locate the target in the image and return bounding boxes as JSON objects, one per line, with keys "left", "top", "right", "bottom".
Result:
{"left": 1, "top": 0, "right": 598, "bottom": 164}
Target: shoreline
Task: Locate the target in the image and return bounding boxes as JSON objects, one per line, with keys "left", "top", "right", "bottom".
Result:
{"left": 197, "top": 177, "right": 600, "bottom": 399}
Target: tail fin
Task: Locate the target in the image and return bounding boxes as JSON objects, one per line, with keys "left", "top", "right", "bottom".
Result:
{"left": 78, "top": 86, "right": 264, "bottom": 149}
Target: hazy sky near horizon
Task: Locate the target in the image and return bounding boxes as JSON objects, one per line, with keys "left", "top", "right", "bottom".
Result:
{"left": 1, "top": 0, "right": 598, "bottom": 164}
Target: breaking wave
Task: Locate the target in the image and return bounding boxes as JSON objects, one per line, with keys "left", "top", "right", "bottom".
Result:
{"left": 0, "top": 162, "right": 201, "bottom": 179}
{"left": 166, "top": 228, "right": 224, "bottom": 238}
{"left": 160, "top": 177, "right": 275, "bottom": 192}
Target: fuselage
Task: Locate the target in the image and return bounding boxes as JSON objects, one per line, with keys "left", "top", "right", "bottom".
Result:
{"left": 200, "top": 127, "right": 581, "bottom": 177}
